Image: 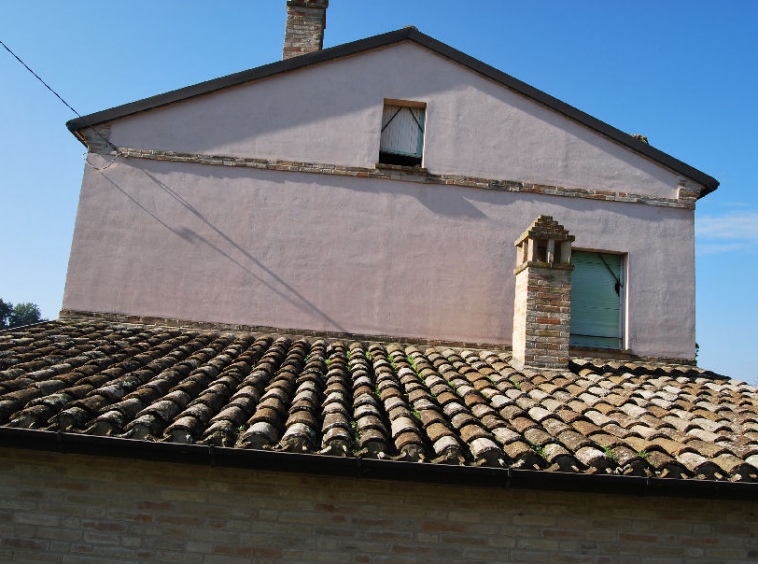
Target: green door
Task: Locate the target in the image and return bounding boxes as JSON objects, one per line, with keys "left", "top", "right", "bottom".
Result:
{"left": 570, "top": 251, "right": 623, "bottom": 348}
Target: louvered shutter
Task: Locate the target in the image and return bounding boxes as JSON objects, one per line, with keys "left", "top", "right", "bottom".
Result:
{"left": 380, "top": 105, "right": 424, "bottom": 157}
{"left": 570, "top": 252, "right": 623, "bottom": 348}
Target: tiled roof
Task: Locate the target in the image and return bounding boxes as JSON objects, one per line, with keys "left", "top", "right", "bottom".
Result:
{"left": 2, "top": 319, "right": 757, "bottom": 484}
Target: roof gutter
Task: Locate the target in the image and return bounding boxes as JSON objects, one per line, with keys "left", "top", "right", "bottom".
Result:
{"left": 1, "top": 427, "right": 754, "bottom": 501}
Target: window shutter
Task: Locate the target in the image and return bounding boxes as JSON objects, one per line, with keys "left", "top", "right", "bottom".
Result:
{"left": 380, "top": 106, "right": 424, "bottom": 157}
{"left": 570, "top": 252, "right": 623, "bottom": 348}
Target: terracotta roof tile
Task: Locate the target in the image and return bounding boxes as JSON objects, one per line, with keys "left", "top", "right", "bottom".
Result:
{"left": 589, "top": 432, "right": 623, "bottom": 450}
{"left": 553, "top": 408, "right": 583, "bottom": 425}
{"left": 3, "top": 319, "right": 757, "bottom": 482}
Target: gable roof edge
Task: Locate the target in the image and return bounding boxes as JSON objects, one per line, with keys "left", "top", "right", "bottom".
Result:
{"left": 65, "top": 28, "right": 417, "bottom": 137}
{"left": 67, "top": 27, "right": 718, "bottom": 196}
{"left": 408, "top": 30, "right": 719, "bottom": 196}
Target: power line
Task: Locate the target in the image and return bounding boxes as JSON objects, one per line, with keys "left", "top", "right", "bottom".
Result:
{"left": 0, "top": 37, "right": 120, "bottom": 157}
{"left": 0, "top": 37, "right": 82, "bottom": 117}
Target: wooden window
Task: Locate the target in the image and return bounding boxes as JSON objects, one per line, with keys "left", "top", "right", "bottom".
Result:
{"left": 570, "top": 251, "right": 624, "bottom": 349}
{"left": 379, "top": 102, "right": 425, "bottom": 167}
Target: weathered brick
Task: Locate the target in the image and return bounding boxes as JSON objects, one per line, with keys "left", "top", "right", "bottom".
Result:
{"left": 13, "top": 512, "right": 60, "bottom": 527}
{"left": 1, "top": 446, "right": 758, "bottom": 562}
{"left": 420, "top": 520, "right": 467, "bottom": 533}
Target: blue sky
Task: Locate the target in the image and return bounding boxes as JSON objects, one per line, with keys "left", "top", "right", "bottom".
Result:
{"left": 1, "top": 1, "right": 756, "bottom": 383}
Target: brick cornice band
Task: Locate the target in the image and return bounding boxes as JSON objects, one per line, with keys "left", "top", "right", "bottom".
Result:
{"left": 104, "top": 148, "right": 696, "bottom": 209}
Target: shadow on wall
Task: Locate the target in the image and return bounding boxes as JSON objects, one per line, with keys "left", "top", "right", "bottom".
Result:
{"left": 99, "top": 169, "right": 348, "bottom": 332}
{"left": 106, "top": 42, "right": 677, "bottom": 196}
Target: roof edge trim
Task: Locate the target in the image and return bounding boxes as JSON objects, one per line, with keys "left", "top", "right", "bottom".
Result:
{"left": 66, "top": 26, "right": 718, "bottom": 195}
{"left": 2, "top": 428, "right": 755, "bottom": 501}
{"left": 65, "top": 28, "right": 416, "bottom": 134}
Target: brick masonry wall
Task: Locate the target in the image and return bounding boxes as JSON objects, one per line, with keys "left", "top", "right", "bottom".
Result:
{"left": 512, "top": 266, "right": 573, "bottom": 370}
{"left": 2, "top": 447, "right": 758, "bottom": 563}
{"left": 283, "top": 0, "right": 328, "bottom": 60}
{"left": 512, "top": 267, "right": 529, "bottom": 367}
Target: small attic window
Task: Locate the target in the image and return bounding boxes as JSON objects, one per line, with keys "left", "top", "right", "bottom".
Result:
{"left": 379, "top": 100, "right": 425, "bottom": 167}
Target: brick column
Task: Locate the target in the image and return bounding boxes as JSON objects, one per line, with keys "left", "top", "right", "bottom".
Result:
{"left": 283, "top": 0, "right": 329, "bottom": 60}
{"left": 512, "top": 216, "right": 574, "bottom": 371}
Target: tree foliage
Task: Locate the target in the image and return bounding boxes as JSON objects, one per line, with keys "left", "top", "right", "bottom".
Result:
{"left": 0, "top": 299, "right": 12, "bottom": 329}
{"left": 0, "top": 298, "right": 46, "bottom": 329}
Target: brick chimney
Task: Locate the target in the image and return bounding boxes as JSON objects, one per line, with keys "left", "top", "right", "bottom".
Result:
{"left": 512, "top": 216, "right": 575, "bottom": 371}
{"left": 283, "top": 0, "right": 329, "bottom": 60}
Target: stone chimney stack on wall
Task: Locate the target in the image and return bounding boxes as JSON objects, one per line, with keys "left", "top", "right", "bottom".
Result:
{"left": 512, "top": 216, "right": 575, "bottom": 371}
{"left": 283, "top": 0, "right": 329, "bottom": 60}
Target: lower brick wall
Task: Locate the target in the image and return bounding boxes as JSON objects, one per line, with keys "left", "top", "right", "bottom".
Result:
{"left": 1, "top": 447, "right": 757, "bottom": 563}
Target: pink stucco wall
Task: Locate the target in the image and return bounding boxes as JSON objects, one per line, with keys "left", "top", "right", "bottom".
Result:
{"left": 63, "top": 155, "right": 696, "bottom": 359}
{"left": 107, "top": 42, "right": 689, "bottom": 200}
{"left": 63, "top": 40, "right": 701, "bottom": 359}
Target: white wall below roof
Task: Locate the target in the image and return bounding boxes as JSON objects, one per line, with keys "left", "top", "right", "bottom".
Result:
{"left": 108, "top": 42, "right": 688, "bottom": 200}
{"left": 63, "top": 157, "right": 696, "bottom": 360}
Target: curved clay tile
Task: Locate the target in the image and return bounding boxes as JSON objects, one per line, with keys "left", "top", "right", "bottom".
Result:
{"left": 349, "top": 344, "right": 391, "bottom": 458}
{"left": 163, "top": 337, "right": 260, "bottom": 443}
{"left": 54, "top": 333, "right": 213, "bottom": 433}
{"left": 281, "top": 340, "right": 326, "bottom": 453}
{"left": 4, "top": 319, "right": 758, "bottom": 483}
{"left": 426, "top": 349, "right": 509, "bottom": 466}
{"left": 238, "top": 338, "right": 306, "bottom": 450}
{"left": 319, "top": 341, "right": 352, "bottom": 456}
{"left": 375, "top": 349, "right": 425, "bottom": 461}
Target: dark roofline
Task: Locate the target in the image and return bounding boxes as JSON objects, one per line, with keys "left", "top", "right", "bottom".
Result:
{"left": 1, "top": 427, "right": 755, "bottom": 501}
{"left": 66, "top": 27, "right": 719, "bottom": 196}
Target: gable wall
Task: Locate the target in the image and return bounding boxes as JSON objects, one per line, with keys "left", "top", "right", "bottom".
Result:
{"left": 2, "top": 447, "right": 755, "bottom": 562}
{"left": 63, "top": 155, "right": 695, "bottom": 359}
{"left": 107, "top": 42, "right": 689, "bottom": 199}
{"left": 65, "top": 41, "right": 701, "bottom": 359}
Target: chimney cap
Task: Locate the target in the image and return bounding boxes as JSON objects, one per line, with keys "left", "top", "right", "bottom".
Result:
{"left": 514, "top": 215, "right": 575, "bottom": 247}
{"left": 287, "top": 0, "right": 329, "bottom": 6}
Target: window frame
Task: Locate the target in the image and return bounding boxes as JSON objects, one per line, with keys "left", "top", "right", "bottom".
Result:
{"left": 378, "top": 99, "right": 426, "bottom": 168}
{"left": 569, "top": 249, "right": 627, "bottom": 350}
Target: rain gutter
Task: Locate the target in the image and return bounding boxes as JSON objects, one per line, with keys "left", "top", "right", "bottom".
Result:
{"left": 1, "top": 427, "right": 754, "bottom": 501}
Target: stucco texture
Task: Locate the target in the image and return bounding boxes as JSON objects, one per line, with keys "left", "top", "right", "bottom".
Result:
{"left": 107, "top": 42, "right": 686, "bottom": 199}
{"left": 63, "top": 155, "right": 695, "bottom": 359}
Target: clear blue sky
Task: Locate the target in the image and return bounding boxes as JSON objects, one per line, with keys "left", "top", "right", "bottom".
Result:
{"left": 1, "top": 1, "right": 756, "bottom": 383}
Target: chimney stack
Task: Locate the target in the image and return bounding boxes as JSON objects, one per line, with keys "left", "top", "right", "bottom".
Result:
{"left": 511, "top": 216, "right": 575, "bottom": 371}
{"left": 283, "top": 0, "right": 329, "bottom": 60}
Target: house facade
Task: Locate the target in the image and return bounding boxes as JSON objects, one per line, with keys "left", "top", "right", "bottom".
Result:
{"left": 62, "top": 17, "right": 715, "bottom": 364}
{"left": 7, "top": 4, "right": 758, "bottom": 564}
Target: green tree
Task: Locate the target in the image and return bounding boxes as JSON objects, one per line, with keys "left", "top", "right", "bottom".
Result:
{"left": 0, "top": 299, "right": 12, "bottom": 329}
{"left": 0, "top": 299, "right": 46, "bottom": 328}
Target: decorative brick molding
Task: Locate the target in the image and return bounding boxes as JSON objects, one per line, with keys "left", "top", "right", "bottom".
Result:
{"left": 512, "top": 216, "right": 575, "bottom": 371}
{"left": 283, "top": 0, "right": 329, "bottom": 60}
{"left": 101, "top": 146, "right": 698, "bottom": 209}
{"left": 677, "top": 179, "right": 704, "bottom": 205}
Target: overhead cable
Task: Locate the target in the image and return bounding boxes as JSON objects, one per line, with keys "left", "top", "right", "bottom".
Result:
{"left": 0, "top": 37, "right": 121, "bottom": 161}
